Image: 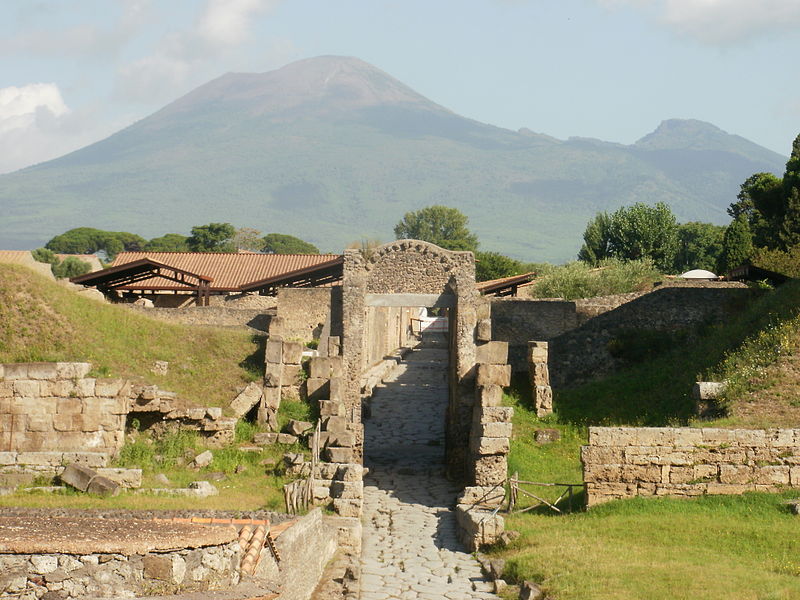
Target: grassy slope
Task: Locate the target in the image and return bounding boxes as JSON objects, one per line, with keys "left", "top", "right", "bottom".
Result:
{"left": 0, "top": 263, "right": 262, "bottom": 408}
{"left": 491, "top": 281, "right": 800, "bottom": 599}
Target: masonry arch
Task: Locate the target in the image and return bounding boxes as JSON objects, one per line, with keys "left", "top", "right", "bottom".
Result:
{"left": 340, "top": 239, "right": 479, "bottom": 478}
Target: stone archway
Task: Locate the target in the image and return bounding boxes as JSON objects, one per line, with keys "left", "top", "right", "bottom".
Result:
{"left": 340, "top": 239, "right": 479, "bottom": 478}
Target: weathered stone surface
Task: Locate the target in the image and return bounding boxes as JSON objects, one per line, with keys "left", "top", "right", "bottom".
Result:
{"left": 287, "top": 419, "right": 313, "bottom": 436}
{"left": 188, "top": 480, "right": 219, "bottom": 497}
{"left": 326, "top": 447, "right": 354, "bottom": 463}
{"left": 471, "top": 436, "right": 510, "bottom": 456}
{"left": 520, "top": 580, "right": 546, "bottom": 600}
{"left": 60, "top": 464, "right": 95, "bottom": 492}
{"left": 534, "top": 428, "right": 561, "bottom": 443}
{"left": 477, "top": 384, "right": 504, "bottom": 407}
{"left": 277, "top": 433, "right": 299, "bottom": 444}
{"left": 87, "top": 475, "right": 120, "bottom": 497}
{"left": 476, "top": 364, "right": 511, "bottom": 387}
{"left": 475, "top": 341, "right": 509, "bottom": 366}
{"left": 282, "top": 341, "right": 304, "bottom": 365}
{"left": 693, "top": 381, "right": 727, "bottom": 400}
{"left": 474, "top": 405, "right": 514, "bottom": 424}
{"left": 228, "top": 382, "right": 263, "bottom": 418}
{"left": 476, "top": 318, "right": 492, "bottom": 342}
{"left": 472, "top": 455, "right": 508, "bottom": 486}
{"left": 265, "top": 339, "right": 283, "bottom": 364}
{"left": 95, "top": 468, "right": 142, "bottom": 488}
{"left": 306, "top": 377, "right": 329, "bottom": 400}
{"left": 319, "top": 400, "right": 345, "bottom": 416}
{"left": 192, "top": 450, "right": 213, "bottom": 468}
{"left": 254, "top": 432, "right": 279, "bottom": 445}
{"left": 323, "top": 415, "right": 348, "bottom": 432}
{"left": 143, "top": 554, "right": 185, "bottom": 584}
{"left": 458, "top": 485, "right": 506, "bottom": 508}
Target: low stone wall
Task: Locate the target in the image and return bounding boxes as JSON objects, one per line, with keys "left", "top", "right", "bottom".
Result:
{"left": 550, "top": 283, "right": 751, "bottom": 386}
{"left": 127, "top": 305, "right": 273, "bottom": 331}
{"left": 0, "top": 363, "right": 127, "bottom": 456}
{"left": 0, "top": 452, "right": 110, "bottom": 487}
{"left": 582, "top": 426, "right": 800, "bottom": 507}
{"left": 274, "top": 508, "right": 338, "bottom": 600}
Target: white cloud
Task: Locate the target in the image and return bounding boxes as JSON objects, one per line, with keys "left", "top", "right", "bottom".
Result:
{"left": 0, "top": 83, "right": 124, "bottom": 174}
{"left": 598, "top": 0, "right": 800, "bottom": 43}
{"left": 114, "top": 0, "right": 282, "bottom": 103}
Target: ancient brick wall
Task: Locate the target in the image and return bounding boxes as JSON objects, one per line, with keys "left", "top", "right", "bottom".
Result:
{"left": 276, "top": 288, "right": 338, "bottom": 343}
{"left": 583, "top": 426, "right": 800, "bottom": 507}
{"left": 550, "top": 283, "right": 751, "bottom": 386}
{"left": 0, "top": 363, "right": 127, "bottom": 456}
{"left": 127, "top": 305, "right": 273, "bottom": 331}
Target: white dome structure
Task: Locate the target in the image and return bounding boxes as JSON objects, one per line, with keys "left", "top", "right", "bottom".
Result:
{"left": 679, "top": 269, "right": 717, "bottom": 279}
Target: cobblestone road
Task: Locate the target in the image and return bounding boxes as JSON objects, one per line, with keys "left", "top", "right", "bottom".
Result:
{"left": 360, "top": 347, "right": 499, "bottom": 600}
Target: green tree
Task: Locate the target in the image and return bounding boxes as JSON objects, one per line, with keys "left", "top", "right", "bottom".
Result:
{"left": 578, "top": 212, "right": 612, "bottom": 265}
{"left": 606, "top": 202, "right": 678, "bottom": 272}
{"left": 262, "top": 233, "right": 319, "bottom": 254}
{"left": 144, "top": 233, "right": 190, "bottom": 252}
{"left": 31, "top": 248, "right": 58, "bottom": 264}
{"left": 475, "top": 251, "right": 529, "bottom": 282}
{"left": 52, "top": 256, "right": 91, "bottom": 279}
{"left": 393, "top": 205, "right": 479, "bottom": 252}
{"left": 187, "top": 223, "right": 236, "bottom": 253}
{"left": 45, "top": 227, "right": 145, "bottom": 260}
{"left": 717, "top": 214, "right": 754, "bottom": 273}
{"left": 673, "top": 222, "right": 726, "bottom": 273}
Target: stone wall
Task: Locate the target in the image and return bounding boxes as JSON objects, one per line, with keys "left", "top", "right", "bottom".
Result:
{"left": 276, "top": 288, "right": 338, "bottom": 344}
{"left": 126, "top": 305, "right": 273, "bottom": 332}
{"left": 0, "top": 363, "right": 127, "bottom": 456}
{"left": 491, "top": 283, "right": 749, "bottom": 375}
{"left": 551, "top": 283, "right": 751, "bottom": 386}
{"left": 582, "top": 426, "right": 800, "bottom": 507}
{"left": 363, "top": 305, "right": 415, "bottom": 369}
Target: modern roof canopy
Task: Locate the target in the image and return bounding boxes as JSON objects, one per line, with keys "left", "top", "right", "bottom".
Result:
{"left": 477, "top": 272, "right": 536, "bottom": 297}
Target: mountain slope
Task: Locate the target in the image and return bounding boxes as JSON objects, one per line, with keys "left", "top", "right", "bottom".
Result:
{"left": 0, "top": 56, "right": 787, "bottom": 262}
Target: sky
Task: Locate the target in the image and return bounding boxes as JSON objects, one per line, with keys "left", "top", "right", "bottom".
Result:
{"left": 1, "top": 0, "right": 799, "bottom": 174}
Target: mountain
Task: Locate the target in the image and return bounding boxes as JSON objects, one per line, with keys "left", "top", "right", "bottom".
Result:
{"left": 0, "top": 56, "right": 787, "bottom": 262}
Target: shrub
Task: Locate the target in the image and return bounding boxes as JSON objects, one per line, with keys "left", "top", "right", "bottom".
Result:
{"left": 529, "top": 258, "right": 661, "bottom": 300}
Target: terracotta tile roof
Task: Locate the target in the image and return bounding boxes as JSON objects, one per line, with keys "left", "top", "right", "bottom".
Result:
{"left": 110, "top": 252, "right": 341, "bottom": 291}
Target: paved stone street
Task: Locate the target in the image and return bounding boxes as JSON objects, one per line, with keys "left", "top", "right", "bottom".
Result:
{"left": 360, "top": 347, "right": 500, "bottom": 600}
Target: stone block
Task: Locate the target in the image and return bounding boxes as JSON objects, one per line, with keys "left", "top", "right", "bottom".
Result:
{"left": 475, "top": 341, "right": 508, "bottom": 366}
{"left": 474, "top": 405, "right": 514, "bottom": 424}
{"left": 529, "top": 362, "right": 549, "bottom": 386}
{"left": 332, "top": 498, "right": 362, "bottom": 518}
{"left": 476, "top": 364, "right": 511, "bottom": 387}
{"left": 790, "top": 466, "right": 800, "bottom": 485}
{"left": 143, "top": 554, "right": 186, "bottom": 584}
{"left": 329, "top": 377, "right": 345, "bottom": 402}
{"left": 17, "top": 452, "right": 63, "bottom": 466}
{"left": 2, "top": 364, "right": 29, "bottom": 380}
{"left": 75, "top": 378, "right": 96, "bottom": 397}
{"left": 96, "top": 468, "right": 142, "bottom": 488}
{"left": 306, "top": 377, "right": 329, "bottom": 400}
{"left": 254, "top": 432, "right": 279, "bottom": 445}
{"left": 719, "top": 464, "right": 751, "bottom": 484}
{"left": 262, "top": 386, "right": 281, "bottom": 411}
{"left": 323, "top": 416, "right": 348, "bottom": 433}
{"left": 60, "top": 464, "right": 96, "bottom": 492}
{"left": 13, "top": 380, "right": 40, "bottom": 397}
{"left": 326, "top": 447, "right": 354, "bottom": 463}
{"left": 0, "top": 452, "right": 16, "bottom": 466}
{"left": 286, "top": 419, "right": 313, "bottom": 436}
{"left": 265, "top": 339, "right": 283, "bottom": 364}
{"left": 332, "top": 431, "right": 356, "bottom": 447}
{"left": 520, "top": 580, "right": 546, "bottom": 600}
{"left": 534, "top": 385, "right": 553, "bottom": 417}
{"left": 534, "top": 428, "right": 561, "bottom": 444}
{"left": 319, "top": 400, "right": 344, "bottom": 416}
{"left": 472, "top": 454, "right": 507, "bottom": 486}
{"left": 583, "top": 463, "right": 623, "bottom": 484}
{"left": 229, "top": 382, "right": 263, "bottom": 418}
{"left": 282, "top": 341, "right": 304, "bottom": 365}
{"left": 277, "top": 433, "right": 299, "bottom": 444}
{"left": 94, "top": 379, "right": 125, "bottom": 397}
{"left": 264, "top": 361, "right": 282, "bottom": 387}
{"left": 205, "top": 407, "right": 222, "bottom": 420}
{"left": 527, "top": 341, "right": 548, "bottom": 362}
{"left": 0, "top": 381, "right": 12, "bottom": 397}
{"left": 753, "top": 466, "right": 790, "bottom": 485}
{"left": 26, "top": 416, "right": 51, "bottom": 432}
{"left": 327, "top": 336, "right": 341, "bottom": 356}
{"left": 457, "top": 485, "right": 505, "bottom": 508}
{"left": 282, "top": 364, "right": 305, "bottom": 386}
{"left": 25, "top": 363, "right": 59, "bottom": 380}
{"left": 62, "top": 452, "right": 109, "bottom": 468}
{"left": 192, "top": 450, "right": 213, "bottom": 468}
{"left": 330, "top": 480, "right": 364, "bottom": 499}
{"left": 476, "top": 319, "right": 492, "bottom": 342}
{"left": 692, "top": 381, "right": 727, "bottom": 401}
{"left": 56, "top": 362, "right": 92, "bottom": 379}
{"left": 476, "top": 385, "right": 503, "bottom": 408}
{"left": 477, "top": 422, "right": 513, "bottom": 438}
{"left": 335, "top": 463, "right": 362, "bottom": 482}
{"left": 188, "top": 480, "right": 219, "bottom": 497}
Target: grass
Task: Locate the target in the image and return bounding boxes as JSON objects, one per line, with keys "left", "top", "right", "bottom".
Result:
{"left": 0, "top": 263, "right": 262, "bottom": 408}
{"left": 496, "top": 492, "right": 800, "bottom": 600}
{"left": 493, "top": 377, "right": 800, "bottom": 600}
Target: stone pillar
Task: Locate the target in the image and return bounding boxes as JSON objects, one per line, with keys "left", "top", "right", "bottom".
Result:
{"left": 528, "top": 341, "right": 552, "bottom": 418}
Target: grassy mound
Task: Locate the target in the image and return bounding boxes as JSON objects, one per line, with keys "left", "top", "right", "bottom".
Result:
{"left": 0, "top": 263, "right": 263, "bottom": 408}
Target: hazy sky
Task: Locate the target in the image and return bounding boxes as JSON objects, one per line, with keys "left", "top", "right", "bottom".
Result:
{"left": 1, "top": 0, "right": 798, "bottom": 174}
